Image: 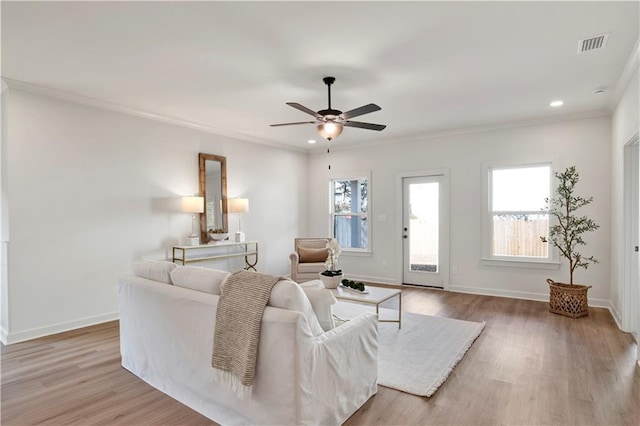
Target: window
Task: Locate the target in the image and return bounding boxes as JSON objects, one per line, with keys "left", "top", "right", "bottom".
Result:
{"left": 483, "top": 163, "right": 552, "bottom": 263}
{"left": 330, "top": 176, "right": 369, "bottom": 251}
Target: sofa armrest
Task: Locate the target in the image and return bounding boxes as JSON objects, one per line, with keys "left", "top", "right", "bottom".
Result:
{"left": 297, "top": 312, "right": 378, "bottom": 424}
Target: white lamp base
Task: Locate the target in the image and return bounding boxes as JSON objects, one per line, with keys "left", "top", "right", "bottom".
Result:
{"left": 187, "top": 235, "right": 200, "bottom": 246}
{"left": 234, "top": 231, "right": 245, "bottom": 242}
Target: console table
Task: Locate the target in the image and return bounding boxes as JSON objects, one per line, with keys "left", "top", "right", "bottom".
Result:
{"left": 172, "top": 241, "right": 258, "bottom": 271}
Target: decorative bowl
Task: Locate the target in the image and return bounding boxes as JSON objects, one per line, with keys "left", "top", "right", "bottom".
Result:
{"left": 208, "top": 232, "right": 229, "bottom": 241}
{"left": 319, "top": 272, "right": 343, "bottom": 289}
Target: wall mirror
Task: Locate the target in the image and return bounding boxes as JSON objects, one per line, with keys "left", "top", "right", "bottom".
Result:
{"left": 199, "top": 153, "right": 228, "bottom": 242}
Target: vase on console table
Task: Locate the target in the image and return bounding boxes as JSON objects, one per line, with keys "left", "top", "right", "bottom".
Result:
{"left": 319, "top": 270, "right": 343, "bottom": 289}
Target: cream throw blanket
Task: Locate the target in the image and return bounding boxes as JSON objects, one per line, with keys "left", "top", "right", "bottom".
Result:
{"left": 211, "top": 270, "right": 282, "bottom": 400}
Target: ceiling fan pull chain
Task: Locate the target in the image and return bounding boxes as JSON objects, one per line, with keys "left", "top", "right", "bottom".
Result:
{"left": 327, "top": 142, "right": 331, "bottom": 169}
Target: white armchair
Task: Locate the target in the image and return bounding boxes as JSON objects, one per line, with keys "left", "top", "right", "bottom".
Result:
{"left": 289, "top": 237, "right": 330, "bottom": 283}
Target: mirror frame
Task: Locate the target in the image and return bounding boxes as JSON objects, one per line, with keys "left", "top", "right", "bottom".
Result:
{"left": 198, "top": 153, "right": 228, "bottom": 243}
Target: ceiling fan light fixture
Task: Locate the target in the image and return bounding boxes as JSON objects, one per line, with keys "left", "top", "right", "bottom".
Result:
{"left": 317, "top": 121, "right": 343, "bottom": 141}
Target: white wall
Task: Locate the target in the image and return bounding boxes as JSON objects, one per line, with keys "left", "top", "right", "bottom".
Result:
{"left": 611, "top": 64, "right": 639, "bottom": 332}
{"left": 308, "top": 116, "right": 612, "bottom": 305}
{"left": 1, "top": 88, "right": 308, "bottom": 343}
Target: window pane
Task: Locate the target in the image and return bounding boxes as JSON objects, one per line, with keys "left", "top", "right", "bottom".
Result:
{"left": 409, "top": 182, "right": 438, "bottom": 272}
{"left": 492, "top": 214, "right": 549, "bottom": 257}
{"left": 334, "top": 215, "right": 367, "bottom": 249}
{"left": 334, "top": 179, "right": 368, "bottom": 213}
{"left": 492, "top": 166, "right": 550, "bottom": 211}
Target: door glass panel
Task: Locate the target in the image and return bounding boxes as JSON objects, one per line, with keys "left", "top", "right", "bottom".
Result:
{"left": 409, "top": 182, "right": 439, "bottom": 273}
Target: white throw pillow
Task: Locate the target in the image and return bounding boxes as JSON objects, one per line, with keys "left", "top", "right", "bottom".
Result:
{"left": 268, "top": 279, "right": 325, "bottom": 336}
{"left": 170, "top": 266, "right": 230, "bottom": 295}
{"left": 299, "top": 280, "right": 336, "bottom": 331}
{"left": 132, "top": 260, "right": 176, "bottom": 284}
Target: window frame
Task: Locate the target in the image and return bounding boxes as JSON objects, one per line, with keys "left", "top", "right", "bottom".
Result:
{"left": 328, "top": 172, "right": 371, "bottom": 254}
{"left": 481, "top": 161, "right": 560, "bottom": 268}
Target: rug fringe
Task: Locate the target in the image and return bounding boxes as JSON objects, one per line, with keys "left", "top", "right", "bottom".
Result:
{"left": 424, "top": 321, "right": 486, "bottom": 397}
{"left": 212, "top": 367, "right": 253, "bottom": 400}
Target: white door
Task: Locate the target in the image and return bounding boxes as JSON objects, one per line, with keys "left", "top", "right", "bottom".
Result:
{"left": 402, "top": 174, "right": 449, "bottom": 287}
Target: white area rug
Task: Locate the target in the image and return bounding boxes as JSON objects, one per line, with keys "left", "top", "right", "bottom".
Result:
{"left": 334, "top": 302, "right": 485, "bottom": 397}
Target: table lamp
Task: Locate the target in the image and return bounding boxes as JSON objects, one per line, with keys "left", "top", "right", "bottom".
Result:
{"left": 182, "top": 196, "right": 204, "bottom": 246}
{"left": 228, "top": 198, "right": 249, "bottom": 242}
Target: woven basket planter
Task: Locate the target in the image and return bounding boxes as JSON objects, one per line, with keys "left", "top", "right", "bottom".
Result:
{"left": 547, "top": 279, "right": 591, "bottom": 318}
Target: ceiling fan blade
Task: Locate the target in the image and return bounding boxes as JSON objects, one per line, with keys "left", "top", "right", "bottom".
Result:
{"left": 344, "top": 121, "right": 387, "bottom": 131}
{"left": 270, "top": 121, "right": 316, "bottom": 127}
{"left": 341, "top": 103, "right": 381, "bottom": 120}
{"left": 286, "top": 102, "right": 320, "bottom": 118}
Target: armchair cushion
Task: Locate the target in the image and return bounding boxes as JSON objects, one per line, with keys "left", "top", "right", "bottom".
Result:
{"left": 298, "top": 262, "right": 326, "bottom": 273}
{"left": 298, "top": 247, "right": 329, "bottom": 263}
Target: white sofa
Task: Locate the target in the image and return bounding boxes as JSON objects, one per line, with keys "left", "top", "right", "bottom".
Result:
{"left": 119, "top": 261, "right": 378, "bottom": 425}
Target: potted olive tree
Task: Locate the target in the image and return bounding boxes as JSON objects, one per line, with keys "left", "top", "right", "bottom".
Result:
{"left": 541, "top": 166, "right": 599, "bottom": 318}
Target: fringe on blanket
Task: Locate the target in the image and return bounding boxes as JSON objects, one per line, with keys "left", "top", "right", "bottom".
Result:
{"left": 212, "top": 367, "right": 253, "bottom": 400}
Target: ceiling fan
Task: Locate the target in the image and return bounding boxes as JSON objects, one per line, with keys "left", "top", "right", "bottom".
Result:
{"left": 270, "top": 76, "right": 386, "bottom": 141}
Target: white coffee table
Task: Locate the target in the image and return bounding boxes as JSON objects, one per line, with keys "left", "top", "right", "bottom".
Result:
{"left": 331, "top": 285, "right": 402, "bottom": 329}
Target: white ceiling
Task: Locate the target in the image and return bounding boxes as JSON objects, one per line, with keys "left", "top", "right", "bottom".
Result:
{"left": 2, "top": 1, "right": 638, "bottom": 151}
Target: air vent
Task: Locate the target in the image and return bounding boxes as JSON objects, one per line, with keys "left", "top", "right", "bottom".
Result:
{"left": 577, "top": 33, "right": 610, "bottom": 54}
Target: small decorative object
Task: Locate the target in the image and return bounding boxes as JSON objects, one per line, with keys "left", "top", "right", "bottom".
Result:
{"left": 341, "top": 279, "right": 366, "bottom": 292}
{"left": 319, "top": 238, "right": 343, "bottom": 289}
{"left": 208, "top": 228, "right": 229, "bottom": 242}
{"left": 340, "top": 279, "right": 368, "bottom": 293}
{"left": 541, "top": 166, "right": 599, "bottom": 318}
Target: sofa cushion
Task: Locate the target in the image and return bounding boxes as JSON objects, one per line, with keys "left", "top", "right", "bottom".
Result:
{"left": 132, "top": 260, "right": 176, "bottom": 284}
{"left": 299, "top": 280, "right": 336, "bottom": 331}
{"left": 170, "top": 266, "right": 230, "bottom": 294}
{"left": 268, "top": 279, "right": 325, "bottom": 336}
{"left": 298, "top": 247, "right": 328, "bottom": 263}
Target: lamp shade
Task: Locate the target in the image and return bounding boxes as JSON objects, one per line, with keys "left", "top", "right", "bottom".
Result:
{"left": 228, "top": 198, "right": 249, "bottom": 213}
{"left": 317, "top": 121, "right": 343, "bottom": 141}
{"left": 181, "top": 196, "right": 204, "bottom": 213}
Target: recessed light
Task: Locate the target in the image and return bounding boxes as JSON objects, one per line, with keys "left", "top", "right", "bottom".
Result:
{"left": 307, "top": 139, "right": 316, "bottom": 144}
{"left": 550, "top": 100, "right": 564, "bottom": 107}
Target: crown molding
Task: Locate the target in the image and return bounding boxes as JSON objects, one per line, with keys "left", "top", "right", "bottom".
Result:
{"left": 1, "top": 78, "right": 307, "bottom": 154}
{"left": 2, "top": 77, "right": 614, "bottom": 157}
{"left": 611, "top": 38, "right": 640, "bottom": 109}
{"left": 311, "top": 109, "right": 611, "bottom": 154}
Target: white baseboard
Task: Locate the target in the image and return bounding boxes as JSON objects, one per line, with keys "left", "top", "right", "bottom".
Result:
{"left": 3, "top": 311, "right": 119, "bottom": 345}
{"left": 1, "top": 326, "right": 8, "bottom": 345}
{"left": 448, "top": 285, "right": 611, "bottom": 309}
{"left": 448, "top": 285, "right": 548, "bottom": 303}
{"left": 346, "top": 273, "right": 398, "bottom": 286}
{"left": 608, "top": 302, "right": 624, "bottom": 330}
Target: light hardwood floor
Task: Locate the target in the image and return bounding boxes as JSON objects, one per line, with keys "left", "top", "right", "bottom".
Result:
{"left": 2, "top": 287, "right": 639, "bottom": 425}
